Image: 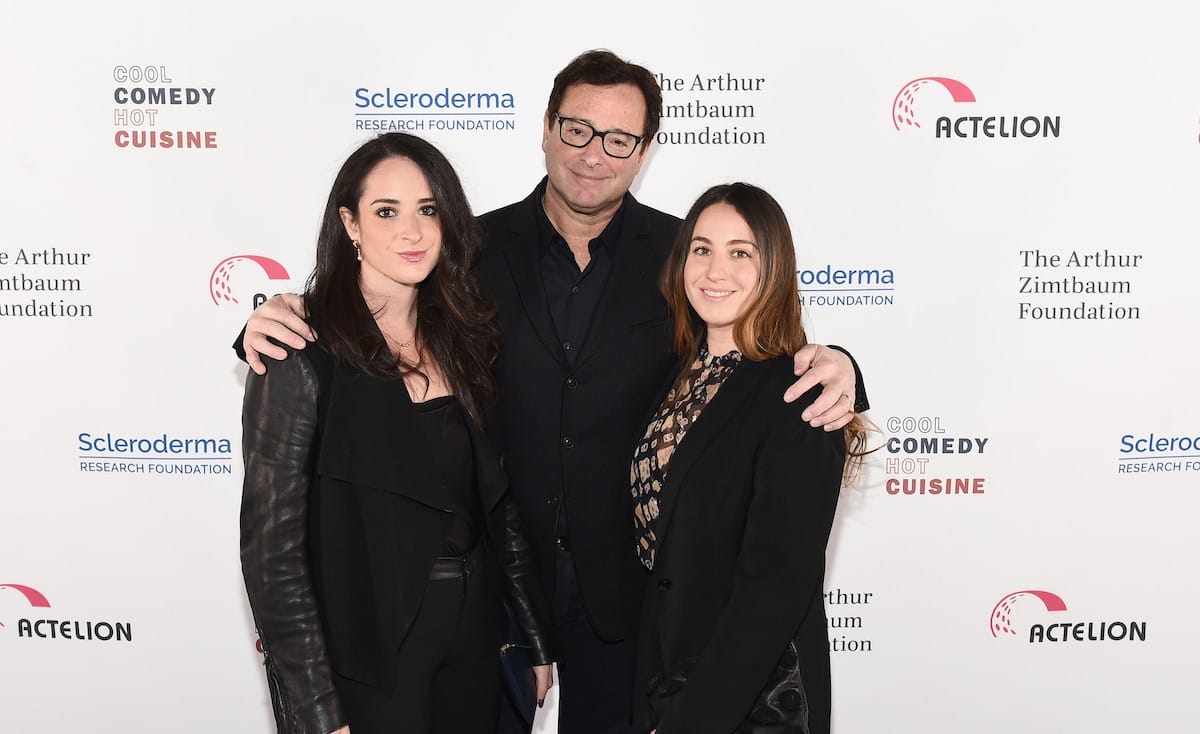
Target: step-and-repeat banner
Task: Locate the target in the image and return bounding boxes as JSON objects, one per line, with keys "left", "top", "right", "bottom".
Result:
{"left": 2, "top": 2, "right": 1195, "bottom": 731}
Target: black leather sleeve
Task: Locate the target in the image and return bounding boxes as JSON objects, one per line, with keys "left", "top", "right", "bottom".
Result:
{"left": 240, "top": 351, "right": 346, "bottom": 734}
{"left": 232, "top": 325, "right": 249, "bottom": 362}
{"left": 827, "top": 344, "right": 870, "bottom": 413}
{"left": 496, "top": 493, "right": 555, "bottom": 666}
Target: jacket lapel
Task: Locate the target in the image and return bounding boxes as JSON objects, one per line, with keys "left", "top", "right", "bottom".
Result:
{"left": 465, "top": 418, "right": 508, "bottom": 512}
{"left": 317, "top": 361, "right": 449, "bottom": 511}
{"left": 652, "top": 358, "right": 769, "bottom": 554}
{"left": 574, "top": 196, "right": 659, "bottom": 369}
{"left": 496, "top": 188, "right": 570, "bottom": 370}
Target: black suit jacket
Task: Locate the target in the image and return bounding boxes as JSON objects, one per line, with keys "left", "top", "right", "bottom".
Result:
{"left": 475, "top": 181, "right": 681, "bottom": 640}
{"left": 633, "top": 357, "right": 845, "bottom": 734}
{"left": 240, "top": 343, "right": 550, "bottom": 733}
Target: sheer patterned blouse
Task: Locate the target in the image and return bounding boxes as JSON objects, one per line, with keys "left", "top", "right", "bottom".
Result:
{"left": 631, "top": 345, "right": 742, "bottom": 571}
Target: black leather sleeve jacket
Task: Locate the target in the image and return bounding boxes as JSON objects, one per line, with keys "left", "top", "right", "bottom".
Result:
{"left": 240, "top": 347, "right": 552, "bottom": 733}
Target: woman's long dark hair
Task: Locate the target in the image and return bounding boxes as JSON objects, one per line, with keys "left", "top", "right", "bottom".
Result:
{"left": 661, "top": 182, "right": 872, "bottom": 483}
{"left": 304, "top": 133, "right": 500, "bottom": 426}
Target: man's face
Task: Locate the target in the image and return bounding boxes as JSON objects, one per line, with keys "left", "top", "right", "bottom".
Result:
{"left": 541, "top": 82, "right": 650, "bottom": 219}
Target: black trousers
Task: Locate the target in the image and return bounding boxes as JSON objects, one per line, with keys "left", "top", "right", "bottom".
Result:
{"left": 497, "top": 543, "right": 632, "bottom": 734}
{"left": 334, "top": 556, "right": 502, "bottom": 734}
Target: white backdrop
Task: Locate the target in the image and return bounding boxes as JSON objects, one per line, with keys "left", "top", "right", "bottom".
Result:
{"left": 2, "top": 2, "right": 1196, "bottom": 732}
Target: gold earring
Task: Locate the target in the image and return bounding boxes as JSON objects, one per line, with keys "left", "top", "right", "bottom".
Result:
{"left": 352, "top": 240, "right": 362, "bottom": 262}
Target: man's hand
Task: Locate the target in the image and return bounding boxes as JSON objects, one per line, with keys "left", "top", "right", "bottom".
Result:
{"left": 785, "top": 344, "right": 856, "bottom": 431}
{"left": 244, "top": 293, "right": 313, "bottom": 375}
{"left": 534, "top": 663, "right": 554, "bottom": 708}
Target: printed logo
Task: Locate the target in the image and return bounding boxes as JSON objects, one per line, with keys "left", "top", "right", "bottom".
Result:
{"left": 0, "top": 584, "right": 133, "bottom": 642}
{"left": 0, "top": 584, "right": 51, "bottom": 627}
{"left": 1117, "top": 432, "right": 1200, "bottom": 474}
{"left": 77, "top": 431, "right": 234, "bottom": 475}
{"left": 882, "top": 416, "right": 989, "bottom": 497}
{"left": 892, "top": 77, "right": 976, "bottom": 129}
{"left": 798, "top": 265, "right": 895, "bottom": 308}
{"left": 892, "top": 76, "right": 1061, "bottom": 139}
{"left": 989, "top": 589, "right": 1146, "bottom": 644}
{"left": 1017, "top": 248, "right": 1143, "bottom": 322}
{"left": 0, "top": 246, "right": 96, "bottom": 319}
{"left": 209, "top": 254, "right": 291, "bottom": 307}
{"left": 825, "top": 588, "right": 874, "bottom": 653}
{"left": 653, "top": 70, "right": 768, "bottom": 146}
{"left": 112, "top": 65, "right": 218, "bottom": 150}
{"left": 989, "top": 589, "right": 1067, "bottom": 636}
{"left": 354, "top": 85, "right": 517, "bottom": 134}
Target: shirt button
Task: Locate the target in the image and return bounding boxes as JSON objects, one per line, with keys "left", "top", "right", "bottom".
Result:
{"left": 545, "top": 496, "right": 559, "bottom": 505}
{"left": 565, "top": 377, "right": 578, "bottom": 390}
{"left": 570, "top": 286, "right": 580, "bottom": 294}
{"left": 561, "top": 437, "right": 575, "bottom": 449}
{"left": 562, "top": 341, "right": 572, "bottom": 352}
{"left": 657, "top": 579, "right": 672, "bottom": 591}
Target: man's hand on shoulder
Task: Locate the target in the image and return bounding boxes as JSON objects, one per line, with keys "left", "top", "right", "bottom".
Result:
{"left": 244, "top": 293, "right": 313, "bottom": 375}
{"left": 785, "top": 344, "right": 857, "bottom": 431}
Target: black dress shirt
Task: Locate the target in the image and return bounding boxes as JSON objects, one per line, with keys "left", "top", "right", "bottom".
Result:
{"left": 535, "top": 184, "right": 626, "bottom": 538}
{"left": 535, "top": 183, "right": 625, "bottom": 365}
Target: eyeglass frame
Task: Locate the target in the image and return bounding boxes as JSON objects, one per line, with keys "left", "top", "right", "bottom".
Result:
{"left": 552, "top": 114, "right": 646, "bottom": 159}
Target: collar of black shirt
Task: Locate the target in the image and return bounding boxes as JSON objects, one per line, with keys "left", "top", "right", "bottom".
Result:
{"left": 534, "top": 178, "right": 628, "bottom": 263}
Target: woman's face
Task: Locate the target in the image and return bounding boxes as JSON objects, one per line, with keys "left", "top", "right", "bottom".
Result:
{"left": 339, "top": 156, "right": 442, "bottom": 295}
{"left": 683, "top": 202, "right": 762, "bottom": 345}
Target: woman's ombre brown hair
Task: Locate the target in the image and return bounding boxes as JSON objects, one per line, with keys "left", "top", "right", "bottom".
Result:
{"left": 660, "top": 182, "right": 871, "bottom": 482}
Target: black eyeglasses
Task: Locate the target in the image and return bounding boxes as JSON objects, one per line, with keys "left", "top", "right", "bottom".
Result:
{"left": 554, "top": 114, "right": 645, "bottom": 159}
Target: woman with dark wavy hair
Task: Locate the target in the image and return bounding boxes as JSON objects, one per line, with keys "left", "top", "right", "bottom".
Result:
{"left": 632, "top": 183, "right": 870, "bottom": 734}
{"left": 240, "top": 133, "right": 552, "bottom": 734}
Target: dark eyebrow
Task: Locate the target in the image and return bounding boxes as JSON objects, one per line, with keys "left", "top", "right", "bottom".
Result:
{"left": 562, "top": 114, "right": 639, "bottom": 137}
{"left": 691, "top": 235, "right": 758, "bottom": 248}
{"left": 367, "top": 197, "right": 436, "bottom": 205}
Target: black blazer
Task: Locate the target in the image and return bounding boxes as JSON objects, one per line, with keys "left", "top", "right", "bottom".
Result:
{"left": 475, "top": 181, "right": 682, "bottom": 641}
{"left": 240, "top": 343, "right": 551, "bottom": 733}
{"left": 633, "top": 356, "right": 845, "bottom": 734}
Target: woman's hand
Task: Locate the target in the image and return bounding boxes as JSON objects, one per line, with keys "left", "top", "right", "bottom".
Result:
{"left": 329, "top": 726, "right": 350, "bottom": 734}
{"left": 534, "top": 663, "right": 554, "bottom": 707}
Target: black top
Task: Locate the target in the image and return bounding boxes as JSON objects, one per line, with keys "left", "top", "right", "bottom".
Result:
{"left": 534, "top": 179, "right": 625, "bottom": 365}
{"left": 412, "top": 395, "right": 480, "bottom": 556}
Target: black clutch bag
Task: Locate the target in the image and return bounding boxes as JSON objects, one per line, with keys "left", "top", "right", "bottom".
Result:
{"left": 499, "top": 608, "right": 538, "bottom": 724}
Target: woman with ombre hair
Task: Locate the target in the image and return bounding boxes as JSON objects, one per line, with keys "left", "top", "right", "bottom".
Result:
{"left": 630, "top": 183, "right": 869, "bottom": 734}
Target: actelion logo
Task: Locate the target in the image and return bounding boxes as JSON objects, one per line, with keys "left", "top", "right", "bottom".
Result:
{"left": 892, "top": 77, "right": 976, "bottom": 129}
{"left": 892, "top": 76, "right": 1061, "bottom": 139}
{"left": 990, "top": 589, "right": 1067, "bottom": 636}
{"left": 209, "top": 255, "right": 290, "bottom": 307}
{"left": 0, "top": 583, "right": 132, "bottom": 642}
{"left": 0, "top": 584, "right": 51, "bottom": 627}
{"left": 989, "top": 589, "right": 1146, "bottom": 644}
